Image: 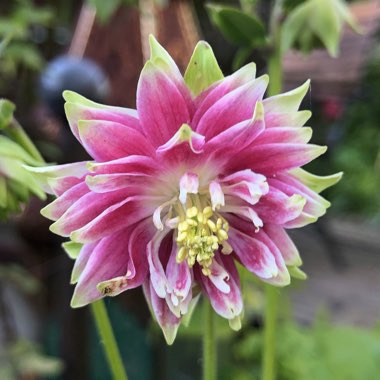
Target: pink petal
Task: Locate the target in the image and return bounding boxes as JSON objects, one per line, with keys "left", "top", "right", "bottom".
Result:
{"left": 47, "top": 176, "right": 84, "bottom": 196}
{"left": 165, "top": 242, "right": 192, "bottom": 317}
{"left": 70, "top": 195, "right": 157, "bottom": 243}
{"left": 179, "top": 172, "right": 199, "bottom": 204}
{"left": 147, "top": 229, "right": 171, "bottom": 298}
{"left": 143, "top": 280, "right": 181, "bottom": 345}
{"left": 86, "top": 173, "right": 155, "bottom": 194}
{"left": 253, "top": 187, "right": 306, "bottom": 225}
{"left": 88, "top": 155, "right": 159, "bottom": 176}
{"left": 265, "top": 110, "right": 311, "bottom": 128}
{"left": 78, "top": 120, "right": 155, "bottom": 161}
{"left": 228, "top": 218, "right": 290, "bottom": 286}
{"left": 70, "top": 229, "right": 132, "bottom": 307}
{"left": 264, "top": 224, "right": 302, "bottom": 267}
{"left": 221, "top": 169, "right": 269, "bottom": 205}
{"left": 41, "top": 182, "right": 89, "bottom": 221}
{"left": 137, "top": 61, "right": 191, "bottom": 147}
{"left": 196, "top": 254, "right": 243, "bottom": 321}
{"left": 209, "top": 181, "right": 225, "bottom": 210}
{"left": 26, "top": 162, "right": 89, "bottom": 194}
{"left": 64, "top": 93, "right": 141, "bottom": 141}
{"left": 225, "top": 144, "right": 327, "bottom": 175}
{"left": 157, "top": 124, "right": 205, "bottom": 155}
{"left": 205, "top": 101, "right": 265, "bottom": 156}
{"left": 70, "top": 242, "right": 97, "bottom": 284}
{"left": 253, "top": 127, "right": 312, "bottom": 145}
{"left": 269, "top": 175, "right": 330, "bottom": 218}
{"left": 193, "top": 63, "right": 257, "bottom": 125}
{"left": 228, "top": 226, "right": 277, "bottom": 279}
{"left": 195, "top": 75, "right": 268, "bottom": 139}
{"left": 49, "top": 190, "right": 128, "bottom": 236}
{"left": 96, "top": 219, "right": 155, "bottom": 296}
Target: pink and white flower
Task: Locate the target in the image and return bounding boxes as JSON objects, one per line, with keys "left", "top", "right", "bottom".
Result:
{"left": 28, "top": 36, "right": 341, "bottom": 344}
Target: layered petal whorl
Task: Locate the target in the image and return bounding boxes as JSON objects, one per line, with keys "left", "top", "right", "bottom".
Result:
{"left": 33, "top": 36, "right": 340, "bottom": 344}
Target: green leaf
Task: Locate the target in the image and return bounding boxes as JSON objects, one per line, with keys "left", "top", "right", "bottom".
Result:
{"left": 0, "top": 99, "right": 15, "bottom": 129}
{"left": 207, "top": 5, "right": 267, "bottom": 48}
{"left": 184, "top": 41, "right": 224, "bottom": 96}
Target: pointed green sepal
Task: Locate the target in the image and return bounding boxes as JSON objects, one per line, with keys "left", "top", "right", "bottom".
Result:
{"left": 184, "top": 41, "right": 224, "bottom": 97}
{"left": 290, "top": 168, "right": 343, "bottom": 193}
{"left": 288, "top": 266, "right": 308, "bottom": 280}
{"left": 62, "top": 241, "right": 83, "bottom": 260}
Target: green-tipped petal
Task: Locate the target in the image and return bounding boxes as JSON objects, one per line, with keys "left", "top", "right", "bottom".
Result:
{"left": 290, "top": 168, "right": 343, "bottom": 193}
{"left": 184, "top": 41, "right": 224, "bottom": 96}
{"left": 264, "top": 80, "right": 310, "bottom": 113}
{"left": 62, "top": 241, "right": 83, "bottom": 260}
{"left": 288, "top": 266, "right": 307, "bottom": 280}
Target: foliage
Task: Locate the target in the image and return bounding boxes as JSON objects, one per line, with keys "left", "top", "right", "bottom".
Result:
{"left": 206, "top": 0, "right": 359, "bottom": 69}
{"left": 0, "top": 99, "right": 46, "bottom": 219}
{"left": 282, "top": 0, "right": 360, "bottom": 57}
{"left": 86, "top": 0, "right": 138, "bottom": 24}
{"left": 327, "top": 51, "right": 380, "bottom": 220}
{"left": 222, "top": 316, "right": 380, "bottom": 380}
{"left": 0, "top": 0, "right": 53, "bottom": 76}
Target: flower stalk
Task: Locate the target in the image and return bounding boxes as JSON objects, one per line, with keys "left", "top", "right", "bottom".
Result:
{"left": 203, "top": 299, "right": 217, "bottom": 380}
{"left": 90, "top": 300, "right": 128, "bottom": 380}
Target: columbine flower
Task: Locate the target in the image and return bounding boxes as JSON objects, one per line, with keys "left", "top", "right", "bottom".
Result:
{"left": 28, "top": 36, "right": 341, "bottom": 344}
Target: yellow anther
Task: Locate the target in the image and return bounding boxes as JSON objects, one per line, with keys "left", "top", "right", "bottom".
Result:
{"left": 186, "top": 206, "right": 198, "bottom": 218}
{"left": 175, "top": 203, "right": 230, "bottom": 276}
{"left": 197, "top": 212, "right": 204, "bottom": 224}
{"left": 207, "top": 220, "right": 217, "bottom": 232}
{"left": 217, "top": 229, "right": 228, "bottom": 241}
{"left": 176, "top": 247, "right": 187, "bottom": 263}
{"left": 178, "top": 221, "right": 188, "bottom": 232}
{"left": 177, "top": 232, "right": 187, "bottom": 242}
{"left": 186, "top": 218, "right": 197, "bottom": 226}
{"left": 187, "top": 256, "right": 196, "bottom": 266}
{"left": 203, "top": 206, "right": 213, "bottom": 218}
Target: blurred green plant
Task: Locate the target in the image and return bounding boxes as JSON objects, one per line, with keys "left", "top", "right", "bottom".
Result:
{"left": 0, "top": 99, "right": 46, "bottom": 219}
{"left": 281, "top": 0, "right": 360, "bottom": 57}
{"left": 0, "top": 0, "right": 53, "bottom": 76}
{"left": 327, "top": 50, "right": 380, "bottom": 220}
{"left": 1, "top": 339, "right": 64, "bottom": 379}
{"left": 207, "top": 0, "right": 359, "bottom": 70}
{"left": 222, "top": 314, "right": 380, "bottom": 380}
{"left": 86, "top": 0, "right": 137, "bottom": 24}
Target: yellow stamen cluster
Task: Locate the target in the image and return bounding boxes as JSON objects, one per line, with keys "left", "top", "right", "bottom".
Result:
{"left": 176, "top": 205, "right": 229, "bottom": 276}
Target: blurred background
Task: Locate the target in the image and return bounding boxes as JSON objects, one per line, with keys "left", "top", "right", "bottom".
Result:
{"left": 0, "top": 0, "right": 379, "bottom": 379}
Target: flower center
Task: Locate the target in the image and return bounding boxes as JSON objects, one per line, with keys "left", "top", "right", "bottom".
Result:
{"left": 175, "top": 202, "right": 230, "bottom": 276}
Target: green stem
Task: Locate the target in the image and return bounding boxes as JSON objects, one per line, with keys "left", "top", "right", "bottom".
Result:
{"left": 6, "top": 118, "right": 45, "bottom": 163}
{"left": 262, "top": 286, "right": 279, "bottom": 380}
{"left": 262, "top": 2, "right": 284, "bottom": 380}
{"left": 91, "top": 300, "right": 128, "bottom": 380}
{"left": 203, "top": 299, "right": 216, "bottom": 380}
